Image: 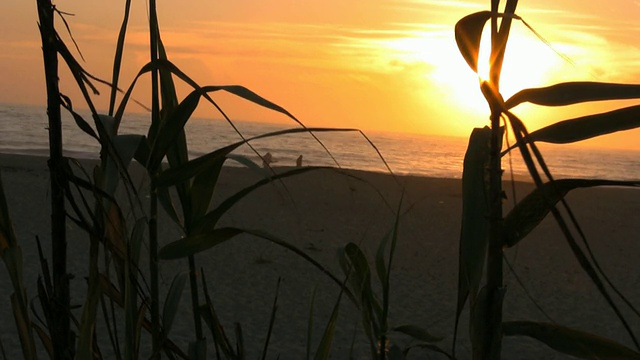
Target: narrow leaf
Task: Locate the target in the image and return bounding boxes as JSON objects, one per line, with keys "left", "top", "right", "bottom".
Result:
{"left": 147, "top": 90, "right": 200, "bottom": 171}
{"left": 455, "top": 126, "right": 491, "bottom": 329}
{"left": 524, "top": 105, "right": 640, "bottom": 145}
{"left": 261, "top": 278, "right": 280, "bottom": 360}
{"left": 392, "top": 324, "right": 442, "bottom": 343}
{"left": 162, "top": 272, "right": 188, "bottom": 335}
{"left": 503, "top": 321, "right": 640, "bottom": 359}
{"left": 505, "top": 82, "right": 640, "bottom": 109}
{"left": 0, "top": 172, "right": 16, "bottom": 251}
{"left": 455, "top": 11, "right": 492, "bottom": 72}
{"left": 159, "top": 227, "right": 244, "bottom": 260}
{"left": 504, "top": 179, "right": 639, "bottom": 247}
{"left": 155, "top": 127, "right": 356, "bottom": 188}
{"left": 313, "top": 288, "right": 343, "bottom": 360}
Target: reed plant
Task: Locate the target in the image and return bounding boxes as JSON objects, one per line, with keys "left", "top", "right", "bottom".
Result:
{"left": 4, "top": 0, "right": 640, "bottom": 359}
{"left": 1, "top": 0, "right": 446, "bottom": 358}
{"left": 454, "top": 1, "right": 640, "bottom": 359}
{"left": 0, "top": 0, "right": 390, "bottom": 359}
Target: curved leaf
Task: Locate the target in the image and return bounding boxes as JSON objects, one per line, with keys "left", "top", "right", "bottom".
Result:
{"left": 160, "top": 227, "right": 354, "bottom": 302}
{"left": 455, "top": 11, "right": 492, "bottom": 73}
{"left": 159, "top": 227, "right": 243, "bottom": 259}
{"left": 391, "top": 324, "right": 442, "bottom": 343}
{"left": 154, "top": 127, "right": 357, "bottom": 188}
{"left": 456, "top": 127, "right": 492, "bottom": 325}
{"left": 162, "top": 272, "right": 188, "bottom": 335}
{"left": 191, "top": 167, "right": 327, "bottom": 235}
{"left": 105, "top": 134, "right": 144, "bottom": 196}
{"left": 313, "top": 288, "right": 342, "bottom": 360}
{"left": 147, "top": 91, "right": 200, "bottom": 171}
{"left": 340, "top": 242, "right": 380, "bottom": 347}
{"left": 503, "top": 321, "right": 640, "bottom": 359}
{"left": 505, "top": 82, "right": 640, "bottom": 109}
{"left": 519, "top": 105, "right": 640, "bottom": 146}
{"left": 504, "top": 179, "right": 640, "bottom": 247}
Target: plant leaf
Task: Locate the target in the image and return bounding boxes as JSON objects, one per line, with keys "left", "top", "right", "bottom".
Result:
{"left": 455, "top": 11, "right": 492, "bottom": 72}
{"left": 147, "top": 90, "right": 200, "bottom": 171}
{"left": 162, "top": 272, "right": 188, "bottom": 335}
{"left": 529, "top": 105, "right": 640, "bottom": 144}
{"left": 504, "top": 179, "right": 639, "bottom": 247}
{"left": 261, "top": 278, "right": 280, "bottom": 360}
{"left": 0, "top": 173, "right": 16, "bottom": 252}
{"left": 154, "top": 127, "right": 356, "bottom": 188}
{"left": 313, "top": 286, "right": 342, "bottom": 360}
{"left": 190, "top": 167, "right": 326, "bottom": 235}
{"left": 392, "top": 324, "right": 442, "bottom": 343}
{"left": 160, "top": 227, "right": 244, "bottom": 259}
{"left": 505, "top": 82, "right": 640, "bottom": 109}
{"left": 503, "top": 321, "right": 640, "bottom": 359}
{"left": 455, "top": 126, "right": 492, "bottom": 340}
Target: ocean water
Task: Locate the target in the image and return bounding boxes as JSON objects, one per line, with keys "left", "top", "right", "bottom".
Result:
{"left": 1, "top": 102, "right": 639, "bottom": 181}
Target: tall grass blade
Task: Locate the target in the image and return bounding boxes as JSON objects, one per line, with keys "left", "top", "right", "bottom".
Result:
{"left": 392, "top": 325, "right": 442, "bottom": 343}
{"left": 503, "top": 321, "right": 640, "bottom": 359}
{"left": 505, "top": 82, "right": 640, "bottom": 109}
{"left": 515, "top": 105, "right": 640, "bottom": 146}
{"left": 454, "top": 126, "right": 492, "bottom": 349}
{"left": 492, "top": 0, "right": 519, "bottom": 87}
{"left": 261, "top": 278, "right": 281, "bottom": 360}
{"left": 124, "top": 218, "right": 146, "bottom": 360}
{"left": 0, "top": 173, "right": 16, "bottom": 250}
{"left": 339, "top": 242, "right": 380, "bottom": 353}
{"left": 148, "top": 0, "right": 162, "bottom": 357}
{"left": 306, "top": 287, "right": 317, "bottom": 360}
{"left": 172, "top": 167, "right": 328, "bottom": 235}
{"left": 60, "top": 95, "right": 100, "bottom": 140}
{"left": 108, "top": 0, "right": 132, "bottom": 115}
{"left": 313, "top": 287, "right": 343, "bottom": 360}
{"left": 154, "top": 127, "right": 356, "bottom": 188}
{"left": 147, "top": 90, "right": 200, "bottom": 171}
{"left": 162, "top": 226, "right": 354, "bottom": 300}
{"left": 162, "top": 272, "right": 188, "bottom": 336}
{"left": 189, "top": 158, "right": 224, "bottom": 223}
{"left": 200, "top": 271, "right": 240, "bottom": 359}
{"left": 455, "top": 11, "right": 492, "bottom": 72}
{"left": 159, "top": 227, "right": 243, "bottom": 259}
{"left": 504, "top": 179, "right": 640, "bottom": 247}
{"left": 157, "top": 35, "right": 191, "bottom": 222}
{"left": 76, "top": 234, "right": 102, "bottom": 359}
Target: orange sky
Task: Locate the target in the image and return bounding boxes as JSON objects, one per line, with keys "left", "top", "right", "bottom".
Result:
{"left": 2, "top": 0, "right": 640, "bottom": 150}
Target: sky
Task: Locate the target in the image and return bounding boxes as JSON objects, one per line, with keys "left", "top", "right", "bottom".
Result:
{"left": 2, "top": 0, "right": 640, "bottom": 150}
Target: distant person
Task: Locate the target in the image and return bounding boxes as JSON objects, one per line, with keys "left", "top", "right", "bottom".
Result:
{"left": 296, "top": 154, "right": 303, "bottom": 167}
{"left": 262, "top": 152, "right": 273, "bottom": 168}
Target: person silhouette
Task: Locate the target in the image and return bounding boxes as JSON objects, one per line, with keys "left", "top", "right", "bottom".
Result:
{"left": 296, "top": 154, "right": 303, "bottom": 167}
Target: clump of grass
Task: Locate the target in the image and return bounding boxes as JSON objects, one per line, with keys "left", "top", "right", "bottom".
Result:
{"left": 0, "top": 1, "right": 397, "bottom": 359}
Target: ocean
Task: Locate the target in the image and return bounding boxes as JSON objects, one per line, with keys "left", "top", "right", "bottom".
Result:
{"left": 1, "top": 102, "right": 639, "bottom": 181}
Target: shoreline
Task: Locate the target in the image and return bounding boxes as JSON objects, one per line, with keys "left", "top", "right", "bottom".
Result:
{"left": 1, "top": 152, "right": 640, "bottom": 358}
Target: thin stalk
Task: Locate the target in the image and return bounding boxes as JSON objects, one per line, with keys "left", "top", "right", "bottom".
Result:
{"left": 188, "top": 256, "right": 203, "bottom": 341}
{"left": 149, "top": 0, "right": 161, "bottom": 358}
{"left": 37, "top": 0, "right": 72, "bottom": 358}
{"left": 482, "top": 1, "right": 513, "bottom": 358}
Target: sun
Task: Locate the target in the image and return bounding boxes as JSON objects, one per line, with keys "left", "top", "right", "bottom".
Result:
{"left": 432, "top": 25, "right": 566, "bottom": 116}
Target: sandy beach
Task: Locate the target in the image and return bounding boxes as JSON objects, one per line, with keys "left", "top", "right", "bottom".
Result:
{"left": 1, "top": 152, "right": 639, "bottom": 359}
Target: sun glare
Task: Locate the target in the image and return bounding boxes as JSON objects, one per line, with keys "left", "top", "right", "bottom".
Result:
{"left": 432, "top": 25, "right": 564, "bottom": 117}
{"left": 478, "top": 25, "right": 566, "bottom": 100}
